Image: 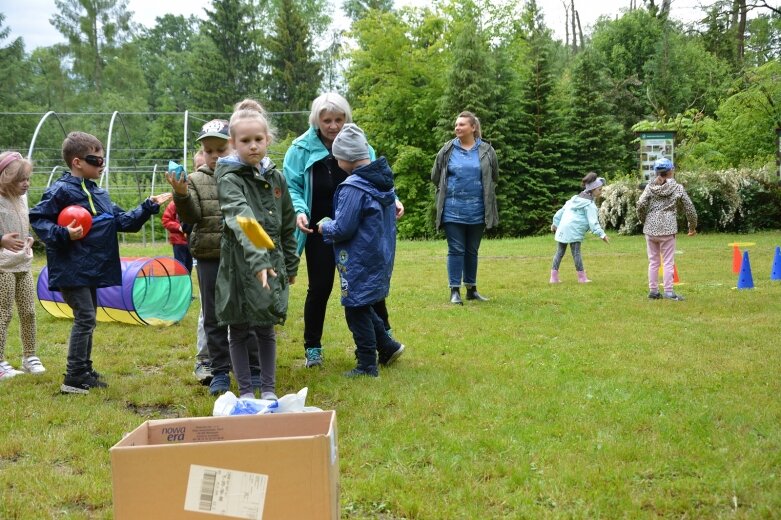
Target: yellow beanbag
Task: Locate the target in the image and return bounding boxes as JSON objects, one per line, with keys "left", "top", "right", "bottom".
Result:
{"left": 236, "top": 216, "right": 275, "bottom": 250}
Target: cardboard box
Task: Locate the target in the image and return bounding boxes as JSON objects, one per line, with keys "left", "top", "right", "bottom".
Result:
{"left": 110, "top": 411, "right": 338, "bottom": 519}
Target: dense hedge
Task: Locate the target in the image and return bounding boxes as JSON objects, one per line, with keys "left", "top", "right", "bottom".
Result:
{"left": 599, "top": 168, "right": 781, "bottom": 235}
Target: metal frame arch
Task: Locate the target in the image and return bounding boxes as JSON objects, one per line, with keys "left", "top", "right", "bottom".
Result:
{"left": 27, "top": 111, "right": 68, "bottom": 160}
{"left": 183, "top": 109, "right": 189, "bottom": 168}
{"left": 102, "top": 111, "right": 138, "bottom": 191}
{"left": 46, "top": 166, "right": 62, "bottom": 187}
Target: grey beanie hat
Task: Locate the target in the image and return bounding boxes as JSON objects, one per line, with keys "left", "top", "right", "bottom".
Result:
{"left": 332, "top": 123, "right": 370, "bottom": 162}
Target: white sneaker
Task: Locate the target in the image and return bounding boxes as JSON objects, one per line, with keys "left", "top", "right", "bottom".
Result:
{"left": 0, "top": 361, "right": 22, "bottom": 379}
{"left": 260, "top": 391, "right": 278, "bottom": 401}
{"left": 22, "top": 356, "right": 47, "bottom": 374}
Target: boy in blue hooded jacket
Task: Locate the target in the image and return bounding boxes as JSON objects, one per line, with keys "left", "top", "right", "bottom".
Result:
{"left": 30, "top": 131, "right": 170, "bottom": 394}
{"left": 318, "top": 124, "right": 405, "bottom": 377}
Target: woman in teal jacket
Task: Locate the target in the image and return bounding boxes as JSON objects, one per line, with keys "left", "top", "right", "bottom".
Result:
{"left": 549, "top": 172, "right": 610, "bottom": 283}
{"left": 283, "top": 93, "right": 402, "bottom": 368}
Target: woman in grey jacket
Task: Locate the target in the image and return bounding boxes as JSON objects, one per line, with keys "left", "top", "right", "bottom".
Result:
{"left": 431, "top": 111, "right": 499, "bottom": 305}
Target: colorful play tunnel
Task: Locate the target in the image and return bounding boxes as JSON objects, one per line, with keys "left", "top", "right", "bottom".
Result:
{"left": 37, "top": 257, "right": 192, "bottom": 326}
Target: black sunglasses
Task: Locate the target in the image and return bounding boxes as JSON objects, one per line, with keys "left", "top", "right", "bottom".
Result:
{"left": 81, "top": 155, "right": 105, "bottom": 167}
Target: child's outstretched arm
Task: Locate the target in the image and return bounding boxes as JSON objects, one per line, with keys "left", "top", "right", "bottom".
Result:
{"left": 319, "top": 187, "right": 363, "bottom": 243}
{"left": 585, "top": 204, "right": 609, "bottom": 242}
{"left": 113, "top": 193, "right": 170, "bottom": 232}
{"left": 680, "top": 189, "right": 698, "bottom": 236}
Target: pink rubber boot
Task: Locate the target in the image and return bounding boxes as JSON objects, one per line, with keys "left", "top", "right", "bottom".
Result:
{"left": 577, "top": 271, "right": 591, "bottom": 283}
{"left": 549, "top": 270, "right": 561, "bottom": 283}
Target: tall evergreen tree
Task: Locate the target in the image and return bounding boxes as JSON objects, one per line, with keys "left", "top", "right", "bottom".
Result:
{"left": 513, "top": 0, "right": 569, "bottom": 234}
{"left": 566, "top": 47, "right": 626, "bottom": 177}
{"left": 201, "top": 0, "right": 266, "bottom": 110}
{"left": 50, "top": 0, "right": 134, "bottom": 95}
{"left": 437, "top": 0, "right": 494, "bottom": 142}
{"left": 266, "top": 0, "right": 322, "bottom": 137}
{"left": 136, "top": 15, "right": 204, "bottom": 165}
{"left": 484, "top": 43, "right": 527, "bottom": 236}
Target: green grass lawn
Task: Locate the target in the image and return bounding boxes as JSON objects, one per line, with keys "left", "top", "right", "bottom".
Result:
{"left": 1, "top": 231, "right": 780, "bottom": 518}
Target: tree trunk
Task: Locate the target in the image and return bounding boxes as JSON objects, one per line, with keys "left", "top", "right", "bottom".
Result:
{"left": 571, "top": 0, "right": 577, "bottom": 52}
{"left": 736, "top": 0, "right": 747, "bottom": 63}
{"left": 561, "top": 0, "right": 569, "bottom": 49}
{"left": 576, "top": 10, "right": 584, "bottom": 53}
{"left": 660, "top": 0, "right": 671, "bottom": 19}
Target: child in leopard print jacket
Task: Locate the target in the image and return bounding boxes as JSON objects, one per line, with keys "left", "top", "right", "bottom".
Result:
{"left": 637, "top": 158, "right": 697, "bottom": 301}
{"left": 0, "top": 151, "right": 46, "bottom": 379}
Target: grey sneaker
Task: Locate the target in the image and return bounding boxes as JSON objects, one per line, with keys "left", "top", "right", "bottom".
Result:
{"left": 648, "top": 290, "right": 662, "bottom": 299}
{"left": 305, "top": 347, "right": 323, "bottom": 368}
{"left": 664, "top": 291, "right": 685, "bottom": 301}
{"left": 261, "top": 391, "right": 278, "bottom": 400}
{"left": 194, "top": 360, "right": 213, "bottom": 385}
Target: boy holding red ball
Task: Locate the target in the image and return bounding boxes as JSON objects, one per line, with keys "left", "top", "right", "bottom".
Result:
{"left": 30, "top": 132, "right": 171, "bottom": 394}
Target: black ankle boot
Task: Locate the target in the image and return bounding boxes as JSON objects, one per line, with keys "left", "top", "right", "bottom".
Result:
{"left": 450, "top": 287, "right": 463, "bottom": 305}
{"left": 466, "top": 286, "right": 489, "bottom": 301}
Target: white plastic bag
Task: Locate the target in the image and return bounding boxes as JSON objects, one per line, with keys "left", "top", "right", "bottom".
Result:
{"left": 212, "top": 388, "right": 320, "bottom": 416}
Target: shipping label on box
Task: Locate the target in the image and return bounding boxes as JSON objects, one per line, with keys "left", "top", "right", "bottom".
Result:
{"left": 184, "top": 464, "right": 268, "bottom": 519}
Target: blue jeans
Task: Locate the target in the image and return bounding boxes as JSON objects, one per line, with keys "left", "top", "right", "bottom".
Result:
{"left": 60, "top": 287, "right": 97, "bottom": 377}
{"left": 443, "top": 222, "right": 485, "bottom": 288}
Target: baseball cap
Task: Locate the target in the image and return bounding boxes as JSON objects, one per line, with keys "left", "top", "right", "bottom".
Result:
{"left": 197, "top": 119, "right": 229, "bottom": 141}
{"left": 653, "top": 157, "right": 674, "bottom": 172}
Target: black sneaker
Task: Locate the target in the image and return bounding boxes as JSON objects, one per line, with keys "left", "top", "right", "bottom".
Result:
{"left": 61, "top": 372, "right": 108, "bottom": 395}
{"left": 344, "top": 367, "right": 379, "bottom": 378}
{"left": 379, "top": 343, "right": 405, "bottom": 366}
{"left": 648, "top": 291, "right": 662, "bottom": 299}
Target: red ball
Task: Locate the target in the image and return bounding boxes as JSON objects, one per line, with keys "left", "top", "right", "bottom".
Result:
{"left": 57, "top": 205, "right": 93, "bottom": 239}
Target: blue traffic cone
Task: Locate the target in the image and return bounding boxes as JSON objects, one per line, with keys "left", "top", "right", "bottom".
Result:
{"left": 772, "top": 246, "right": 781, "bottom": 281}
{"left": 737, "top": 250, "right": 754, "bottom": 289}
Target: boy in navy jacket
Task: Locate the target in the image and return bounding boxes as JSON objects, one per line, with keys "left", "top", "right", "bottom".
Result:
{"left": 318, "top": 124, "right": 404, "bottom": 377}
{"left": 30, "top": 132, "right": 171, "bottom": 394}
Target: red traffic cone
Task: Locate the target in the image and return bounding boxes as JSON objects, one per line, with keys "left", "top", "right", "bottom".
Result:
{"left": 673, "top": 264, "right": 680, "bottom": 284}
{"left": 732, "top": 245, "right": 741, "bottom": 274}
